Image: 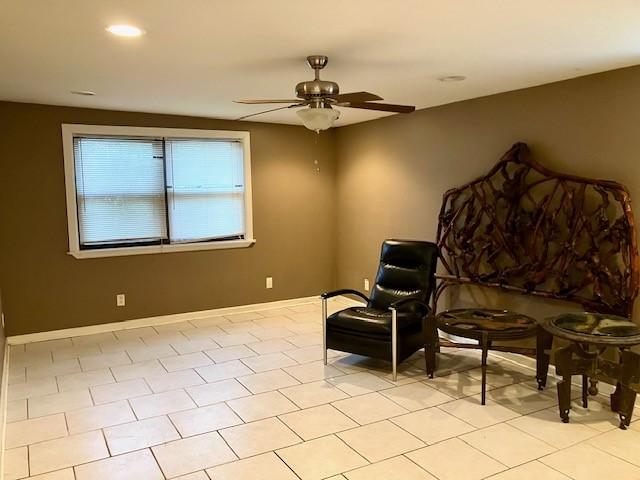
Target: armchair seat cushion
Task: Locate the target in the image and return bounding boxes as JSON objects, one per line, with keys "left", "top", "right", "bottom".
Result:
{"left": 327, "top": 307, "right": 424, "bottom": 338}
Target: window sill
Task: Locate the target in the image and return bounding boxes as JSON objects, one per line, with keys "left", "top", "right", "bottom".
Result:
{"left": 68, "top": 239, "right": 256, "bottom": 259}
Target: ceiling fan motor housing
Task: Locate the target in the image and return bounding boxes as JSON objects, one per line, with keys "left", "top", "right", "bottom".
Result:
{"left": 295, "top": 55, "right": 339, "bottom": 102}
{"left": 295, "top": 79, "right": 339, "bottom": 100}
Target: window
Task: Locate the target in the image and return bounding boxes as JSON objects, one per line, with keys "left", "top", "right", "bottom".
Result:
{"left": 74, "top": 137, "right": 168, "bottom": 247}
{"left": 63, "top": 125, "right": 254, "bottom": 258}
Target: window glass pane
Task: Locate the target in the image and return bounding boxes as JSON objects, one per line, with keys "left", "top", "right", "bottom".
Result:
{"left": 165, "top": 139, "right": 245, "bottom": 243}
{"left": 74, "top": 137, "right": 167, "bottom": 246}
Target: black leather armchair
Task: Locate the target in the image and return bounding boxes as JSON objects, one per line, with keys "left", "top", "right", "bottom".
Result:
{"left": 321, "top": 239, "right": 439, "bottom": 381}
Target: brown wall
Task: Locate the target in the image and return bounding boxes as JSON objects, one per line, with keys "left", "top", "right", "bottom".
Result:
{"left": 334, "top": 65, "right": 640, "bottom": 322}
{"left": 0, "top": 102, "right": 336, "bottom": 335}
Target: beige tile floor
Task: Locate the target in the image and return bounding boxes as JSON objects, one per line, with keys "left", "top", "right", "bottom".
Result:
{"left": 4, "top": 298, "right": 640, "bottom": 480}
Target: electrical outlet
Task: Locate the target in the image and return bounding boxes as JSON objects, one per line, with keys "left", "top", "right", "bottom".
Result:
{"left": 266, "top": 277, "right": 273, "bottom": 289}
{"left": 116, "top": 294, "right": 126, "bottom": 307}
{"left": 364, "top": 278, "right": 370, "bottom": 291}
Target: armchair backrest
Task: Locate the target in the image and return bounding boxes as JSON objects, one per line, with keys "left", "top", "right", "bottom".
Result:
{"left": 368, "top": 239, "right": 439, "bottom": 312}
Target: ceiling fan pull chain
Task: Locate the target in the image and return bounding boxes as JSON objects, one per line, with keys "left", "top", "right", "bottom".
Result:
{"left": 314, "top": 131, "right": 320, "bottom": 173}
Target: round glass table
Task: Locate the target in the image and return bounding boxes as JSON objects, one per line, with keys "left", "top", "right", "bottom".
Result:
{"left": 539, "top": 312, "right": 640, "bottom": 429}
{"left": 434, "top": 309, "right": 539, "bottom": 404}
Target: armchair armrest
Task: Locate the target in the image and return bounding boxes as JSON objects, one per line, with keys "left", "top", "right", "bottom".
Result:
{"left": 320, "top": 289, "right": 370, "bottom": 303}
{"left": 389, "top": 298, "right": 431, "bottom": 313}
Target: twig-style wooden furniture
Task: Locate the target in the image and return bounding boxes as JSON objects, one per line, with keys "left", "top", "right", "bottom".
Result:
{"left": 431, "top": 142, "right": 640, "bottom": 410}
{"left": 434, "top": 142, "right": 639, "bottom": 317}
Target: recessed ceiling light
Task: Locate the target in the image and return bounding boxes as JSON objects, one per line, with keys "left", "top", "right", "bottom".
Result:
{"left": 438, "top": 75, "right": 467, "bottom": 82}
{"left": 106, "top": 24, "right": 145, "bottom": 37}
{"left": 70, "top": 90, "right": 96, "bottom": 96}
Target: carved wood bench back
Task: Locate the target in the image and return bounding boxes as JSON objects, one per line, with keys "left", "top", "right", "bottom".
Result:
{"left": 434, "top": 143, "right": 639, "bottom": 318}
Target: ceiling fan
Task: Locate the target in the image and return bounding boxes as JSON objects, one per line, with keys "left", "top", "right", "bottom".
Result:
{"left": 234, "top": 55, "right": 416, "bottom": 131}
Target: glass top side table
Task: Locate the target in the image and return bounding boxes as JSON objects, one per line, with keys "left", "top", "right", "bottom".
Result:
{"left": 434, "top": 308, "right": 539, "bottom": 405}
{"left": 539, "top": 312, "right": 640, "bottom": 429}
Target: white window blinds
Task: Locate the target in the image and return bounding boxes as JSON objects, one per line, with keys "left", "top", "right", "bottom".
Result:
{"left": 72, "top": 135, "right": 246, "bottom": 249}
{"left": 165, "top": 139, "right": 245, "bottom": 243}
{"left": 74, "top": 137, "right": 167, "bottom": 246}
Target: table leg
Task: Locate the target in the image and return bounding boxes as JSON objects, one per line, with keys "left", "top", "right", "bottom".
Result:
{"left": 618, "top": 389, "right": 636, "bottom": 429}
{"left": 555, "top": 345, "right": 573, "bottom": 423}
{"left": 588, "top": 378, "right": 599, "bottom": 396}
{"left": 536, "top": 325, "right": 553, "bottom": 390}
{"left": 609, "top": 382, "right": 636, "bottom": 429}
{"left": 480, "top": 332, "right": 490, "bottom": 405}
{"left": 616, "top": 350, "right": 640, "bottom": 429}
{"left": 582, "top": 375, "right": 588, "bottom": 408}
{"left": 424, "top": 316, "right": 438, "bottom": 379}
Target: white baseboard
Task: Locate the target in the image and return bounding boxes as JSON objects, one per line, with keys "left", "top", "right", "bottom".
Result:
{"left": 8, "top": 295, "right": 325, "bottom": 346}
{"left": 0, "top": 340, "right": 10, "bottom": 480}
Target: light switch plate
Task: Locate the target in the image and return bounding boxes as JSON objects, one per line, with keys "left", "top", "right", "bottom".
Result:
{"left": 364, "top": 279, "right": 370, "bottom": 291}
{"left": 266, "top": 277, "right": 273, "bottom": 289}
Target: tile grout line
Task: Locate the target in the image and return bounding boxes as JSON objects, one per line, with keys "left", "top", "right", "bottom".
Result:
{"left": 402, "top": 453, "right": 448, "bottom": 480}
{"left": 579, "top": 430, "right": 640, "bottom": 469}
{"left": 533, "top": 432, "right": 636, "bottom": 474}
{"left": 147, "top": 445, "right": 169, "bottom": 480}
{"left": 535, "top": 459, "right": 576, "bottom": 480}
{"left": 272, "top": 449, "right": 304, "bottom": 480}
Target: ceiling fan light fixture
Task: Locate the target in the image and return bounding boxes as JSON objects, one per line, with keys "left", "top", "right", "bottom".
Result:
{"left": 297, "top": 105, "right": 340, "bottom": 132}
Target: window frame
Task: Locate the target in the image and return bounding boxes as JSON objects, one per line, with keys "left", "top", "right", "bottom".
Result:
{"left": 62, "top": 124, "right": 255, "bottom": 259}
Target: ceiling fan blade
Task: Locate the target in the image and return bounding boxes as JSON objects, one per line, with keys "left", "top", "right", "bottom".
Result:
{"left": 342, "top": 101, "right": 415, "bottom": 113}
{"left": 332, "top": 91, "right": 383, "bottom": 103}
{"left": 236, "top": 103, "right": 305, "bottom": 121}
{"left": 234, "top": 99, "right": 300, "bottom": 104}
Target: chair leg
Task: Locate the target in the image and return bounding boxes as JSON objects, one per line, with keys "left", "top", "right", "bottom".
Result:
{"left": 321, "top": 297, "right": 327, "bottom": 366}
{"left": 391, "top": 307, "right": 397, "bottom": 382}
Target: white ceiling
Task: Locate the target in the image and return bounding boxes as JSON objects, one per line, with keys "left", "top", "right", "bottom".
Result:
{"left": 2, "top": 1, "right": 640, "bottom": 127}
